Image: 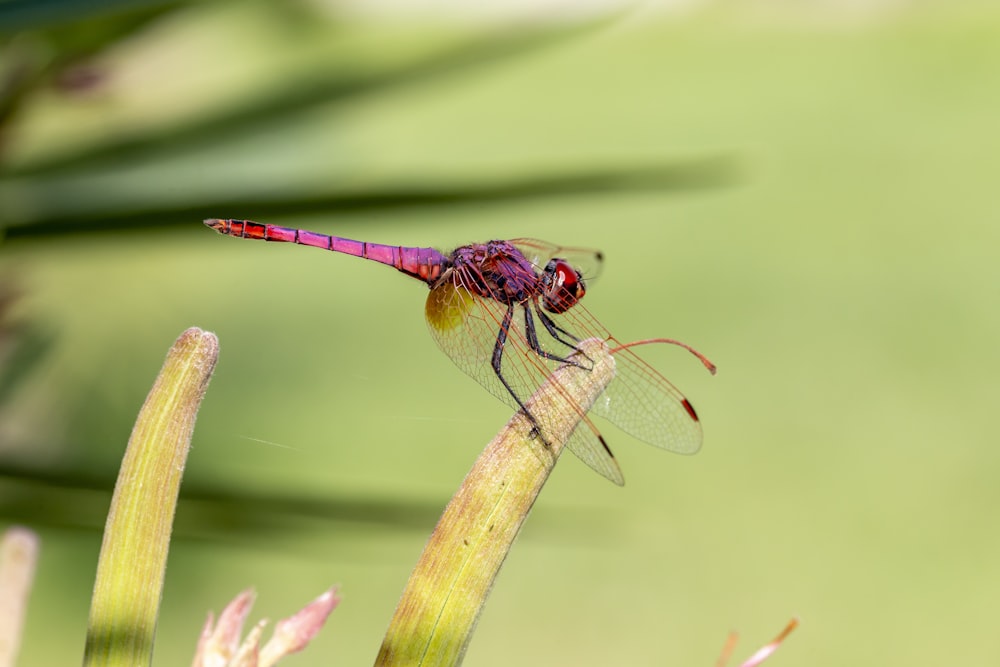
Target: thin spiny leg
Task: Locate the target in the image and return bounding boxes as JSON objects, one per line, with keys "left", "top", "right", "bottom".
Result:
{"left": 523, "top": 305, "right": 587, "bottom": 369}
{"left": 533, "top": 303, "right": 593, "bottom": 368}
{"left": 535, "top": 305, "right": 581, "bottom": 348}
{"left": 491, "top": 305, "right": 544, "bottom": 439}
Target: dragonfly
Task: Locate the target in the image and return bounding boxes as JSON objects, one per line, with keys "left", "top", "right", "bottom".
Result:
{"left": 205, "top": 218, "right": 715, "bottom": 485}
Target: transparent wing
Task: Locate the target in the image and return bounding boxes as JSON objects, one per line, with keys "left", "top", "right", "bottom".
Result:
{"left": 563, "top": 419, "right": 625, "bottom": 485}
{"left": 424, "top": 276, "right": 625, "bottom": 485}
{"left": 557, "top": 304, "right": 705, "bottom": 455}
{"left": 423, "top": 248, "right": 707, "bottom": 484}
{"left": 509, "top": 238, "right": 605, "bottom": 282}
{"left": 595, "top": 349, "right": 703, "bottom": 454}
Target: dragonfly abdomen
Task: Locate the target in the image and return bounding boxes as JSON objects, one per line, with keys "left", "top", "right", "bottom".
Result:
{"left": 205, "top": 218, "right": 449, "bottom": 284}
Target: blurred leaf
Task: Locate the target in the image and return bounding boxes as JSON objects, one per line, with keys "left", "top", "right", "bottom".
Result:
{"left": 0, "top": 282, "right": 52, "bottom": 408}
{"left": 4, "top": 20, "right": 617, "bottom": 179}
{"left": 0, "top": 461, "right": 451, "bottom": 538}
{"left": 2, "top": 156, "right": 738, "bottom": 238}
{"left": 0, "top": 460, "right": 624, "bottom": 547}
{"left": 0, "top": 0, "right": 181, "bottom": 34}
{"left": 0, "top": 321, "right": 52, "bottom": 408}
{"left": 0, "top": 1, "right": 190, "bottom": 168}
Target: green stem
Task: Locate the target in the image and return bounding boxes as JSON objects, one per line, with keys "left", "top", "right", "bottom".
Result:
{"left": 83, "top": 328, "right": 218, "bottom": 667}
{"left": 376, "top": 337, "right": 615, "bottom": 667}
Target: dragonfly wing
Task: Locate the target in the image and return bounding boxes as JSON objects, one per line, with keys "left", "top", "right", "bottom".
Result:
{"left": 564, "top": 427, "right": 625, "bottom": 485}
{"left": 424, "top": 279, "right": 532, "bottom": 412}
{"left": 424, "top": 278, "right": 624, "bottom": 483}
{"left": 593, "top": 346, "right": 703, "bottom": 454}
{"left": 509, "top": 238, "right": 605, "bottom": 281}
{"left": 544, "top": 304, "right": 705, "bottom": 455}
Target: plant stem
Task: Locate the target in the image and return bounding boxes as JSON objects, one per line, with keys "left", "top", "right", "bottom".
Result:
{"left": 376, "top": 337, "right": 615, "bottom": 667}
{"left": 83, "top": 328, "right": 218, "bottom": 667}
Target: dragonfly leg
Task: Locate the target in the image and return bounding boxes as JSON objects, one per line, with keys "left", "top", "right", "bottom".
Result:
{"left": 492, "top": 305, "right": 545, "bottom": 441}
{"left": 535, "top": 305, "right": 580, "bottom": 348}
{"left": 524, "top": 304, "right": 590, "bottom": 370}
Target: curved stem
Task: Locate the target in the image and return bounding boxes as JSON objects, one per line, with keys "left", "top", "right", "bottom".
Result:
{"left": 83, "top": 328, "right": 218, "bottom": 667}
{"left": 376, "top": 338, "right": 616, "bottom": 667}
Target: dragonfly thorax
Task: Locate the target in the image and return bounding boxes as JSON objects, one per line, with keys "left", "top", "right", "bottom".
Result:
{"left": 450, "top": 241, "right": 547, "bottom": 306}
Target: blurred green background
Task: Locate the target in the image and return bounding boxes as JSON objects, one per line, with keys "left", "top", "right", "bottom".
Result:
{"left": 2, "top": 0, "right": 999, "bottom": 665}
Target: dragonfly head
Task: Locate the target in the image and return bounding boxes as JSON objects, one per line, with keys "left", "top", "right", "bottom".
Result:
{"left": 541, "top": 259, "right": 586, "bottom": 314}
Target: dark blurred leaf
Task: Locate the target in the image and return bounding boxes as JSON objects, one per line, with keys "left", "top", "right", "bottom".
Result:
{"left": 5, "top": 20, "right": 615, "bottom": 178}
{"left": 0, "top": 463, "right": 623, "bottom": 548}
{"left": 0, "top": 470, "right": 439, "bottom": 552}
{"left": 0, "top": 1, "right": 190, "bottom": 168}
{"left": 0, "top": 282, "right": 53, "bottom": 407}
{"left": 0, "top": 0, "right": 180, "bottom": 34}
{"left": 2, "top": 156, "right": 739, "bottom": 239}
{"left": 0, "top": 321, "right": 53, "bottom": 408}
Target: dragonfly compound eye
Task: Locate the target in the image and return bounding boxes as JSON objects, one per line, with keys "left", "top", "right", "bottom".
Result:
{"left": 542, "top": 259, "right": 586, "bottom": 313}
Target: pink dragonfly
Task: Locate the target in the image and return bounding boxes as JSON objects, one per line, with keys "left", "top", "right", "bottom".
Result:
{"left": 205, "top": 218, "right": 715, "bottom": 485}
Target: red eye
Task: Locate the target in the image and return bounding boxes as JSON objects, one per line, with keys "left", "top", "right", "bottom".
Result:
{"left": 555, "top": 262, "right": 579, "bottom": 290}
{"left": 542, "top": 259, "right": 586, "bottom": 313}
